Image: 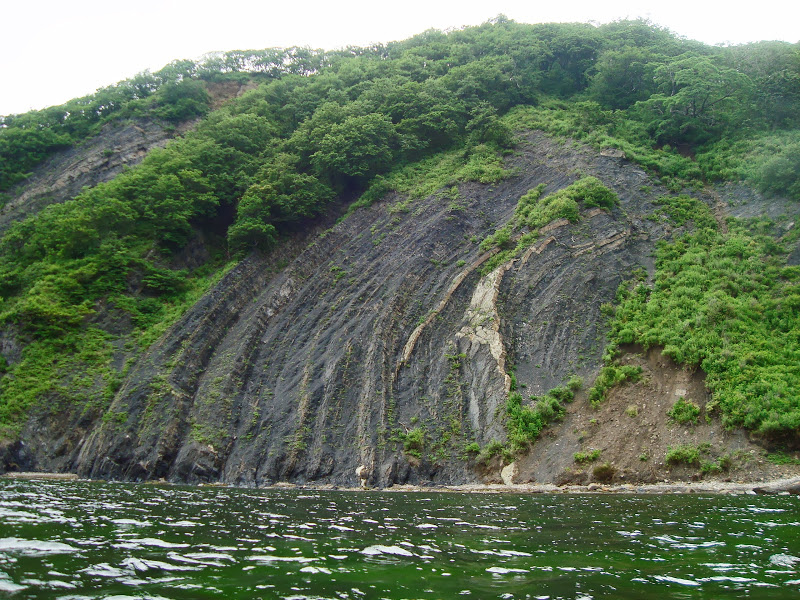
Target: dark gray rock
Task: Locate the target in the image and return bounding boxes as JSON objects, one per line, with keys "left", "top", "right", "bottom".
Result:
{"left": 8, "top": 131, "right": 788, "bottom": 488}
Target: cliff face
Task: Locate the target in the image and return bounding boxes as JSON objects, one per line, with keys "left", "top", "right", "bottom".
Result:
{"left": 0, "top": 119, "right": 182, "bottom": 234}
{"left": 61, "top": 132, "right": 669, "bottom": 486}
{"left": 5, "top": 131, "right": 791, "bottom": 487}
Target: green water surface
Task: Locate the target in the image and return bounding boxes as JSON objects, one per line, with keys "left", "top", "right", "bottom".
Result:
{"left": 0, "top": 480, "right": 798, "bottom": 599}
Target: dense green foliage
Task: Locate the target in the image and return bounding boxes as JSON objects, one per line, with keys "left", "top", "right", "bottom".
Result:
{"left": 0, "top": 67, "right": 211, "bottom": 193}
{"left": 505, "top": 34, "right": 800, "bottom": 196}
{"left": 606, "top": 207, "right": 800, "bottom": 438}
{"left": 0, "top": 48, "right": 345, "bottom": 194}
{"left": 668, "top": 397, "right": 702, "bottom": 425}
{"left": 1, "top": 18, "right": 799, "bottom": 442}
{"left": 504, "top": 384, "right": 577, "bottom": 456}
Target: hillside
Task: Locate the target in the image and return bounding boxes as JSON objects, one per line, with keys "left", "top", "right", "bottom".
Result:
{"left": 1, "top": 19, "right": 799, "bottom": 486}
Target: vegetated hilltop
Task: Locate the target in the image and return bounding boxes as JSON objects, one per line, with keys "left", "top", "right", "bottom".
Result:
{"left": 1, "top": 18, "right": 799, "bottom": 487}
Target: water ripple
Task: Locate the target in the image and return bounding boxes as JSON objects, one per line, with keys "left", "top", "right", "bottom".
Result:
{"left": 0, "top": 480, "right": 798, "bottom": 599}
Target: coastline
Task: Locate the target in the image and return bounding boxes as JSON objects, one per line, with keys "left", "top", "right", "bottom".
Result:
{"left": 3, "top": 471, "right": 799, "bottom": 495}
{"left": 372, "top": 477, "right": 800, "bottom": 495}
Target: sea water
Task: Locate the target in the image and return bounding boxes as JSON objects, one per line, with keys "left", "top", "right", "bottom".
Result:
{"left": 0, "top": 479, "right": 797, "bottom": 599}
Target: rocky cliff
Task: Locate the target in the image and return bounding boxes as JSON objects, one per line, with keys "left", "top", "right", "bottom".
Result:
{"left": 0, "top": 119, "right": 183, "bottom": 234}
{"left": 0, "top": 78, "right": 255, "bottom": 235}
{"left": 4, "top": 131, "right": 797, "bottom": 487}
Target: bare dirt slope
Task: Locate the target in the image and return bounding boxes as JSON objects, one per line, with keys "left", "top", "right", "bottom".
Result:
{"left": 513, "top": 347, "right": 800, "bottom": 486}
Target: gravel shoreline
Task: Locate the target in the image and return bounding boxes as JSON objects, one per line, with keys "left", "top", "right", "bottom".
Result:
{"left": 373, "top": 477, "right": 800, "bottom": 495}
{"left": 4, "top": 472, "right": 798, "bottom": 495}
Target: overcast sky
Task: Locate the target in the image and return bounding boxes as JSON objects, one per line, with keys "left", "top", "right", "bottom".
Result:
{"left": 2, "top": 0, "right": 798, "bottom": 116}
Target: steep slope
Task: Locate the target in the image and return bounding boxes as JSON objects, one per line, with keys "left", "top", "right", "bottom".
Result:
{"left": 3, "top": 130, "right": 798, "bottom": 486}
{"left": 0, "top": 119, "right": 179, "bottom": 234}
{"left": 57, "top": 132, "right": 673, "bottom": 486}
{"left": 4, "top": 130, "right": 798, "bottom": 486}
{"left": 3, "top": 19, "right": 800, "bottom": 486}
{"left": 513, "top": 346, "right": 796, "bottom": 486}
{"left": 0, "top": 77, "right": 256, "bottom": 235}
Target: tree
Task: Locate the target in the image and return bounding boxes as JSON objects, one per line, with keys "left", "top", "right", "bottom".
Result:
{"left": 590, "top": 46, "right": 660, "bottom": 109}
{"left": 723, "top": 41, "right": 800, "bottom": 128}
{"left": 635, "top": 54, "right": 752, "bottom": 146}
{"left": 465, "top": 102, "right": 512, "bottom": 146}
{"left": 227, "top": 217, "right": 278, "bottom": 253}
{"left": 440, "top": 56, "right": 520, "bottom": 110}
{"left": 151, "top": 79, "right": 210, "bottom": 122}
{"left": 534, "top": 23, "right": 603, "bottom": 96}
{"left": 240, "top": 154, "right": 334, "bottom": 222}
{"left": 754, "top": 142, "right": 800, "bottom": 200}
{"left": 311, "top": 113, "right": 398, "bottom": 182}
{"left": 227, "top": 154, "right": 334, "bottom": 253}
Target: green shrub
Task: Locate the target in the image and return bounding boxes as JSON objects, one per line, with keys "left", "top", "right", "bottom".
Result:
{"left": 565, "top": 176, "right": 619, "bottom": 210}
{"left": 587, "top": 364, "right": 642, "bottom": 405}
{"left": 400, "top": 427, "right": 426, "bottom": 459}
{"left": 463, "top": 441, "right": 481, "bottom": 455}
{"left": 501, "top": 382, "right": 579, "bottom": 455}
{"left": 766, "top": 451, "right": 800, "bottom": 466}
{"left": 547, "top": 386, "right": 574, "bottom": 403}
{"left": 665, "top": 443, "right": 710, "bottom": 466}
{"left": 652, "top": 195, "right": 717, "bottom": 230}
{"left": 574, "top": 448, "right": 602, "bottom": 463}
{"left": 733, "top": 132, "right": 800, "bottom": 201}
{"left": 458, "top": 144, "right": 510, "bottom": 183}
{"left": 515, "top": 177, "right": 617, "bottom": 231}
{"left": 567, "top": 375, "right": 584, "bottom": 391}
{"left": 668, "top": 397, "right": 701, "bottom": 424}
{"left": 478, "top": 439, "right": 507, "bottom": 464}
{"left": 700, "top": 454, "right": 732, "bottom": 474}
{"left": 592, "top": 462, "right": 616, "bottom": 482}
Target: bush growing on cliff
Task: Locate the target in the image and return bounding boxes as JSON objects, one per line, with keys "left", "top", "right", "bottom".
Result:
{"left": 567, "top": 375, "right": 584, "bottom": 391}
{"left": 504, "top": 385, "right": 574, "bottom": 454}
{"left": 514, "top": 177, "right": 617, "bottom": 232}
{"left": 651, "top": 194, "right": 717, "bottom": 230}
{"left": 742, "top": 135, "right": 800, "bottom": 201}
{"left": 668, "top": 397, "right": 701, "bottom": 425}
{"left": 394, "top": 427, "right": 426, "bottom": 459}
{"left": 592, "top": 462, "right": 616, "bottom": 482}
{"left": 479, "top": 177, "right": 618, "bottom": 274}
{"left": 477, "top": 439, "right": 507, "bottom": 464}
{"left": 587, "top": 364, "right": 642, "bottom": 406}
{"left": 605, "top": 219, "right": 800, "bottom": 439}
{"left": 574, "top": 448, "right": 601, "bottom": 463}
{"left": 665, "top": 443, "right": 712, "bottom": 466}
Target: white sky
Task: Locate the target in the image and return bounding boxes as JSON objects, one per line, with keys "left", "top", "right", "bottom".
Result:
{"left": 2, "top": 0, "right": 798, "bottom": 116}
